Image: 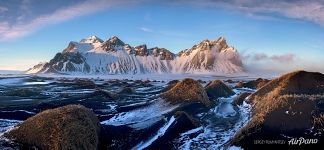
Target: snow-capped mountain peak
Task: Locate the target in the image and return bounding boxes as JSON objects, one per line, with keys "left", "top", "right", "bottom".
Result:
{"left": 197, "top": 36, "right": 228, "bottom": 51}
{"left": 173, "top": 36, "right": 243, "bottom": 74}
{"left": 63, "top": 41, "right": 93, "bottom": 53}
{"left": 28, "top": 36, "right": 244, "bottom": 75}
{"left": 106, "top": 36, "right": 125, "bottom": 46}
{"left": 98, "top": 36, "right": 126, "bottom": 52}
{"left": 80, "top": 35, "right": 104, "bottom": 44}
{"left": 26, "top": 62, "right": 48, "bottom": 74}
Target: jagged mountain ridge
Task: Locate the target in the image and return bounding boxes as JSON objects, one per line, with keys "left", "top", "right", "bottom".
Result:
{"left": 27, "top": 36, "right": 244, "bottom": 74}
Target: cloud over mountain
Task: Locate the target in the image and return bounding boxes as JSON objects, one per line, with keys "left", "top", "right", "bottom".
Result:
{"left": 243, "top": 52, "right": 296, "bottom": 63}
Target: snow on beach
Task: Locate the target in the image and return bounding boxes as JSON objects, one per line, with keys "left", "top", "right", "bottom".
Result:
{"left": 101, "top": 100, "right": 179, "bottom": 130}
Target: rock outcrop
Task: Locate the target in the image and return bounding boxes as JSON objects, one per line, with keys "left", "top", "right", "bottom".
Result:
{"left": 231, "top": 92, "right": 251, "bottom": 106}
{"left": 230, "top": 71, "right": 324, "bottom": 149}
{"left": 5, "top": 105, "right": 101, "bottom": 150}
{"left": 235, "top": 78, "right": 270, "bottom": 89}
{"left": 161, "top": 80, "right": 180, "bottom": 92}
{"left": 118, "top": 87, "right": 135, "bottom": 94}
{"left": 160, "top": 78, "right": 212, "bottom": 107}
{"left": 205, "top": 80, "right": 235, "bottom": 99}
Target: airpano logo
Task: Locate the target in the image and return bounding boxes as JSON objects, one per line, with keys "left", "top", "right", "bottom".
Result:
{"left": 288, "top": 137, "right": 318, "bottom": 145}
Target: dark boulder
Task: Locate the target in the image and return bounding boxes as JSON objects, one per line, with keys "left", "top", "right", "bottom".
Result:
{"left": 118, "top": 87, "right": 135, "bottom": 94}
{"left": 5, "top": 105, "right": 101, "bottom": 150}
{"left": 73, "top": 78, "right": 96, "bottom": 89}
{"left": 92, "top": 89, "right": 119, "bottom": 100}
{"left": 161, "top": 80, "right": 179, "bottom": 92}
{"left": 205, "top": 80, "right": 235, "bottom": 99}
{"left": 231, "top": 92, "right": 251, "bottom": 106}
{"left": 160, "top": 78, "right": 212, "bottom": 107}
{"left": 235, "top": 78, "right": 270, "bottom": 89}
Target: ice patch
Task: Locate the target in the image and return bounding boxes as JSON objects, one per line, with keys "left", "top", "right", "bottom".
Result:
{"left": 0, "top": 119, "right": 22, "bottom": 138}
{"left": 213, "top": 94, "right": 238, "bottom": 118}
{"left": 11, "top": 99, "right": 34, "bottom": 102}
{"left": 43, "top": 89, "right": 95, "bottom": 95}
{"left": 228, "top": 146, "right": 243, "bottom": 150}
{"left": 214, "top": 103, "right": 237, "bottom": 118}
{"left": 120, "top": 101, "right": 149, "bottom": 108}
{"left": 235, "top": 87, "right": 256, "bottom": 93}
{"left": 101, "top": 100, "right": 178, "bottom": 130}
{"left": 180, "top": 126, "right": 203, "bottom": 136}
{"left": 177, "top": 96, "right": 252, "bottom": 149}
{"left": 23, "top": 81, "right": 52, "bottom": 85}
{"left": 132, "top": 116, "right": 176, "bottom": 150}
{"left": 96, "top": 104, "right": 118, "bottom": 113}
{"left": 135, "top": 87, "right": 151, "bottom": 92}
{"left": 0, "top": 110, "right": 36, "bottom": 115}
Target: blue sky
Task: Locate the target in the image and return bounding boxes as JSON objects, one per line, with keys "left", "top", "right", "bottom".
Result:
{"left": 0, "top": 0, "right": 324, "bottom": 73}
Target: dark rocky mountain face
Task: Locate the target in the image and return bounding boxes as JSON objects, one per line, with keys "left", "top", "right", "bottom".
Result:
{"left": 135, "top": 44, "right": 148, "bottom": 56}
{"left": 100, "top": 36, "right": 125, "bottom": 52}
{"left": 106, "top": 36, "right": 125, "bottom": 46}
{"left": 134, "top": 45, "right": 175, "bottom": 59}
{"left": 63, "top": 42, "right": 77, "bottom": 52}
{"left": 151, "top": 47, "right": 175, "bottom": 60}
{"left": 123, "top": 44, "right": 134, "bottom": 54}
{"left": 177, "top": 37, "right": 228, "bottom": 57}
{"left": 41, "top": 52, "right": 90, "bottom": 73}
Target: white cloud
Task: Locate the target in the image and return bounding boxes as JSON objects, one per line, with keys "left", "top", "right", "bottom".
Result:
{"left": 0, "top": 6, "right": 8, "bottom": 13}
{"left": 243, "top": 52, "right": 296, "bottom": 63}
{"left": 0, "top": 0, "right": 140, "bottom": 41}
{"left": 185, "top": 0, "right": 324, "bottom": 26}
{"left": 241, "top": 51, "right": 301, "bottom": 74}
{"left": 139, "top": 27, "right": 153, "bottom": 32}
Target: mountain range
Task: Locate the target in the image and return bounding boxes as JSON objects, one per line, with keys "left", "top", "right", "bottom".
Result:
{"left": 27, "top": 36, "right": 244, "bottom": 74}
